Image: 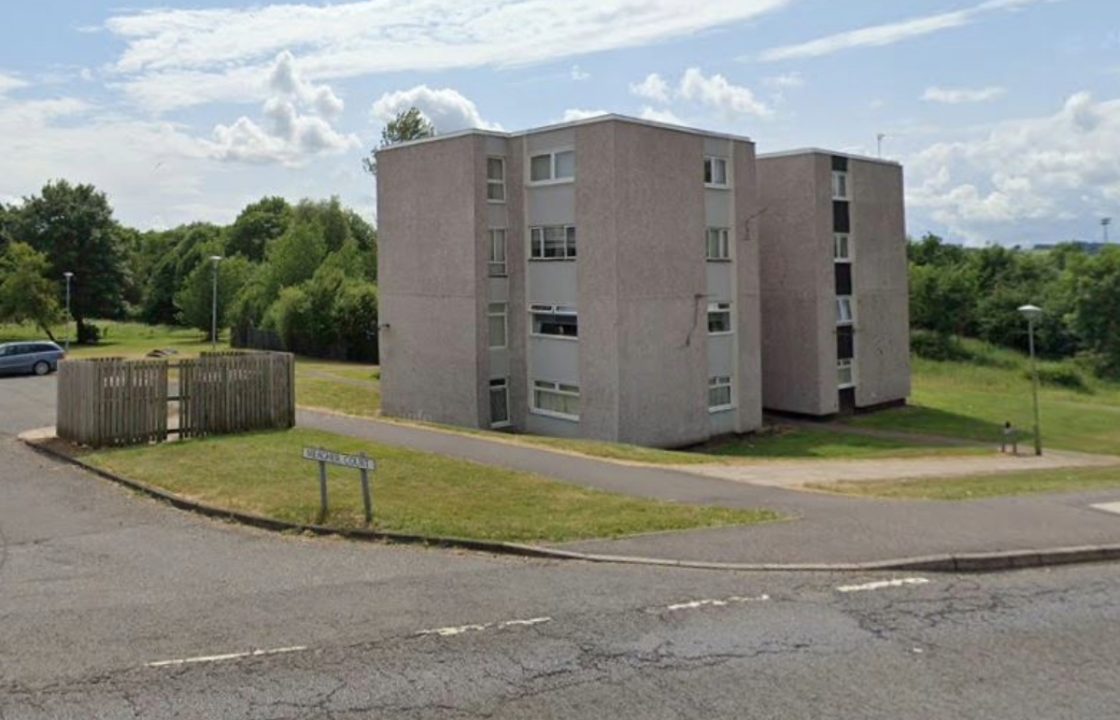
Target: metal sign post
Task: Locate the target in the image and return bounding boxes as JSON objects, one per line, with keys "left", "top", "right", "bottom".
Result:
{"left": 302, "top": 447, "right": 378, "bottom": 525}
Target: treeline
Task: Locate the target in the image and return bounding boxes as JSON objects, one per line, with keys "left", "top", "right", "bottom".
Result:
{"left": 909, "top": 234, "right": 1120, "bottom": 378}
{"left": 0, "top": 181, "right": 378, "bottom": 360}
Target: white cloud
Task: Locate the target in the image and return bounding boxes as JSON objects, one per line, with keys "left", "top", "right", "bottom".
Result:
{"left": 570, "top": 65, "right": 590, "bottom": 81}
{"left": 371, "top": 85, "right": 501, "bottom": 133}
{"left": 629, "top": 73, "right": 671, "bottom": 103}
{"left": 639, "top": 106, "right": 685, "bottom": 125}
{"left": 0, "top": 72, "right": 27, "bottom": 95}
{"left": 758, "top": 0, "right": 1047, "bottom": 62}
{"left": 207, "top": 52, "right": 359, "bottom": 166}
{"left": 922, "top": 85, "right": 1006, "bottom": 104}
{"left": 907, "top": 91, "right": 1120, "bottom": 242}
{"left": 763, "top": 72, "right": 803, "bottom": 89}
{"left": 105, "top": 0, "right": 792, "bottom": 113}
{"left": 678, "top": 68, "right": 771, "bottom": 119}
{"left": 561, "top": 108, "right": 609, "bottom": 122}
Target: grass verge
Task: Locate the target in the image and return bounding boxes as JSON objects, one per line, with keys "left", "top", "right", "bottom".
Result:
{"left": 83, "top": 428, "right": 780, "bottom": 542}
{"left": 704, "top": 427, "right": 987, "bottom": 460}
{"left": 809, "top": 465, "right": 1120, "bottom": 501}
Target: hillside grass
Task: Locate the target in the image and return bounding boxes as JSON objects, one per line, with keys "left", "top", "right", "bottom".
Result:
{"left": 850, "top": 338, "right": 1120, "bottom": 455}
{"left": 811, "top": 465, "right": 1120, "bottom": 501}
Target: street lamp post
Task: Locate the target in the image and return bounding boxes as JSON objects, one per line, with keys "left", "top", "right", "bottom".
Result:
{"left": 209, "top": 256, "right": 223, "bottom": 350}
{"left": 63, "top": 272, "right": 74, "bottom": 352}
{"left": 1018, "top": 304, "right": 1043, "bottom": 456}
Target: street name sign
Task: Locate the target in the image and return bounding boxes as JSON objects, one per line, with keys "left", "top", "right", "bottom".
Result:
{"left": 302, "top": 447, "right": 377, "bottom": 471}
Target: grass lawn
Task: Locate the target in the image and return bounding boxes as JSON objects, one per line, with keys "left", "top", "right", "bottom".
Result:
{"left": 1, "top": 320, "right": 220, "bottom": 359}
{"left": 810, "top": 465, "right": 1120, "bottom": 501}
{"left": 704, "top": 427, "right": 988, "bottom": 460}
{"left": 849, "top": 341, "right": 1120, "bottom": 455}
{"left": 295, "top": 360, "right": 380, "bottom": 418}
{"left": 83, "top": 428, "right": 780, "bottom": 542}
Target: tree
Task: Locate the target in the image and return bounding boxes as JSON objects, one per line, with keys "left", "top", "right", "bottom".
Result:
{"left": 0, "top": 242, "right": 64, "bottom": 341}
{"left": 226, "top": 197, "right": 291, "bottom": 261}
{"left": 266, "top": 219, "right": 326, "bottom": 291}
{"left": 10, "top": 181, "right": 129, "bottom": 342}
{"left": 174, "top": 253, "right": 253, "bottom": 341}
{"left": 362, "top": 107, "right": 435, "bottom": 175}
{"left": 1067, "top": 247, "right": 1120, "bottom": 377}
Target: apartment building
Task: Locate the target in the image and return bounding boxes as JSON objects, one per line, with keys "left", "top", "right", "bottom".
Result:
{"left": 756, "top": 149, "right": 910, "bottom": 416}
{"left": 376, "top": 115, "right": 763, "bottom": 447}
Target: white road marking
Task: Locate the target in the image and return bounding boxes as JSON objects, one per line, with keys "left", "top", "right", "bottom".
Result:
{"left": 835, "top": 577, "right": 930, "bottom": 593}
{"left": 1090, "top": 501, "right": 1120, "bottom": 515}
{"left": 417, "top": 616, "right": 552, "bottom": 637}
{"left": 146, "top": 645, "right": 307, "bottom": 668}
{"left": 661, "top": 594, "right": 770, "bottom": 612}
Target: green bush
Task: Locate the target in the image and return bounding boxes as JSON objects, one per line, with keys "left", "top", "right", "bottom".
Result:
{"left": 1027, "top": 362, "right": 1091, "bottom": 392}
{"left": 910, "top": 330, "right": 974, "bottom": 362}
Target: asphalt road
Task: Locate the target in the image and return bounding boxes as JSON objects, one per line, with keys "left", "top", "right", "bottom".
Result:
{"left": 3, "top": 373, "right": 1119, "bottom": 718}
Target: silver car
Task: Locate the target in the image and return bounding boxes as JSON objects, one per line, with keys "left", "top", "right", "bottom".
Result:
{"left": 0, "top": 341, "right": 65, "bottom": 376}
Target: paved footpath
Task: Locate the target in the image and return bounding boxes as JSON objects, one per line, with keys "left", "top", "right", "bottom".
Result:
{"left": 299, "top": 410, "right": 1120, "bottom": 565}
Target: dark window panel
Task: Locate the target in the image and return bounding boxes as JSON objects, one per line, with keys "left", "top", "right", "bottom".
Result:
{"left": 837, "top": 325, "right": 854, "bottom": 360}
{"left": 831, "top": 155, "right": 848, "bottom": 172}
{"left": 833, "top": 201, "right": 850, "bottom": 233}
{"left": 835, "top": 262, "right": 853, "bottom": 296}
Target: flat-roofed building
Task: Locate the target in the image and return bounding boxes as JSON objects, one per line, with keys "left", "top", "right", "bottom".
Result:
{"left": 376, "top": 114, "right": 763, "bottom": 447}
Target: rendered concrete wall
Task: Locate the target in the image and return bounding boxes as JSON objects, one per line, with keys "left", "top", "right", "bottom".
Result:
{"left": 850, "top": 159, "right": 911, "bottom": 407}
{"left": 378, "top": 134, "right": 484, "bottom": 426}
{"left": 733, "top": 139, "right": 765, "bottom": 431}
{"left": 757, "top": 153, "right": 835, "bottom": 415}
{"left": 606, "top": 121, "right": 711, "bottom": 447}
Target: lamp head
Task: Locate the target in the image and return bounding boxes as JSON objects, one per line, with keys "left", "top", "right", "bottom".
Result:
{"left": 1017, "top": 304, "right": 1043, "bottom": 320}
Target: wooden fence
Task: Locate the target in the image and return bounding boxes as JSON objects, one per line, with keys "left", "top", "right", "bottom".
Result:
{"left": 56, "top": 352, "right": 294, "bottom": 448}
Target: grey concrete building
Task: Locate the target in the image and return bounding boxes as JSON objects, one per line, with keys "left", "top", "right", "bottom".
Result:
{"left": 756, "top": 149, "right": 910, "bottom": 416}
{"left": 377, "top": 115, "right": 763, "bottom": 447}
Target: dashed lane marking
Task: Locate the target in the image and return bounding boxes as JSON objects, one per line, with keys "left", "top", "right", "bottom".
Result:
{"left": 416, "top": 616, "right": 552, "bottom": 637}
{"left": 835, "top": 577, "right": 930, "bottom": 593}
{"left": 146, "top": 646, "right": 307, "bottom": 668}
{"left": 1090, "top": 501, "right": 1120, "bottom": 516}
{"left": 658, "top": 594, "right": 771, "bottom": 612}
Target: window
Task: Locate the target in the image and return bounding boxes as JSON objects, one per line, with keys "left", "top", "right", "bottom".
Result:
{"left": 833, "top": 200, "right": 850, "bottom": 233}
{"left": 487, "top": 157, "right": 505, "bottom": 201}
{"left": 708, "top": 376, "right": 733, "bottom": 411}
{"left": 836, "top": 296, "right": 854, "bottom": 325}
{"left": 838, "top": 359, "right": 854, "bottom": 388}
{"left": 489, "top": 378, "right": 510, "bottom": 427}
{"left": 832, "top": 171, "right": 848, "bottom": 200}
{"left": 529, "top": 225, "right": 576, "bottom": 260}
{"left": 488, "top": 303, "right": 507, "bottom": 349}
{"left": 834, "top": 233, "right": 851, "bottom": 262}
{"left": 708, "top": 302, "right": 732, "bottom": 334}
{"left": 529, "top": 150, "right": 575, "bottom": 183}
{"left": 704, "top": 156, "right": 728, "bottom": 187}
{"left": 530, "top": 304, "right": 578, "bottom": 338}
{"left": 835, "top": 262, "right": 852, "bottom": 296}
{"left": 837, "top": 325, "right": 854, "bottom": 361}
{"left": 706, "top": 228, "right": 730, "bottom": 261}
{"left": 488, "top": 229, "right": 507, "bottom": 276}
{"left": 532, "top": 379, "right": 580, "bottom": 420}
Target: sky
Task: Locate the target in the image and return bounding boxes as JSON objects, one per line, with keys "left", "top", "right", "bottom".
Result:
{"left": 0, "top": 0, "right": 1117, "bottom": 247}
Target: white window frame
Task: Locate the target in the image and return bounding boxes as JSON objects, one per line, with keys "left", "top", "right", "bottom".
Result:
{"left": 529, "top": 304, "right": 578, "bottom": 339}
{"left": 489, "top": 378, "right": 511, "bottom": 428}
{"left": 704, "top": 156, "right": 729, "bottom": 188}
{"left": 707, "top": 302, "right": 733, "bottom": 335}
{"left": 531, "top": 379, "right": 580, "bottom": 421}
{"left": 488, "top": 229, "right": 507, "bottom": 276}
{"left": 488, "top": 302, "right": 508, "bottom": 349}
{"left": 528, "top": 149, "right": 575, "bottom": 185}
{"left": 706, "top": 227, "right": 731, "bottom": 261}
{"left": 836, "top": 296, "right": 854, "bottom": 326}
{"left": 487, "top": 157, "right": 506, "bottom": 202}
{"left": 529, "top": 225, "right": 576, "bottom": 261}
{"left": 708, "top": 376, "right": 734, "bottom": 412}
{"left": 834, "top": 233, "right": 851, "bottom": 262}
{"left": 832, "top": 170, "right": 849, "bottom": 200}
{"left": 838, "top": 358, "right": 855, "bottom": 389}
